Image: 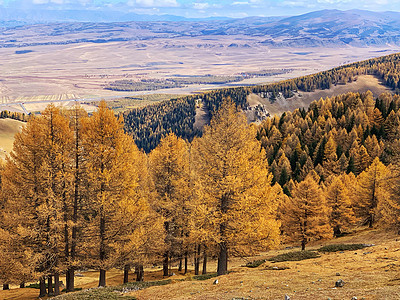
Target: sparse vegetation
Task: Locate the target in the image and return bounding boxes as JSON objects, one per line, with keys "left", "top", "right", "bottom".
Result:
{"left": 267, "top": 251, "right": 320, "bottom": 262}
{"left": 192, "top": 273, "right": 218, "bottom": 280}
{"left": 317, "top": 243, "right": 370, "bottom": 253}
{"left": 245, "top": 259, "right": 267, "bottom": 268}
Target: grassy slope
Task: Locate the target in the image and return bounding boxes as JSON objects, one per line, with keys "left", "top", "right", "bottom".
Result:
{"left": 0, "top": 118, "right": 24, "bottom": 160}
{"left": 1, "top": 228, "right": 399, "bottom": 300}
{"left": 248, "top": 75, "right": 391, "bottom": 116}
{"left": 131, "top": 228, "right": 400, "bottom": 300}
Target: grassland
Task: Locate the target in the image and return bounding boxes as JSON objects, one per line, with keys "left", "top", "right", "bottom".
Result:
{"left": 0, "top": 39, "right": 398, "bottom": 105}
{"left": 0, "top": 228, "right": 399, "bottom": 300}
{"left": 0, "top": 118, "right": 24, "bottom": 160}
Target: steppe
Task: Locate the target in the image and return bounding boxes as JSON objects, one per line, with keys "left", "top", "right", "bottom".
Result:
{"left": 0, "top": 38, "right": 398, "bottom": 113}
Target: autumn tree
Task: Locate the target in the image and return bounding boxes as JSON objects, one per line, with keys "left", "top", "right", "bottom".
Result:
{"left": 356, "top": 157, "right": 389, "bottom": 228}
{"left": 1, "top": 105, "right": 73, "bottom": 297}
{"left": 325, "top": 176, "right": 356, "bottom": 236}
{"left": 80, "top": 101, "right": 149, "bottom": 287}
{"left": 281, "top": 174, "right": 332, "bottom": 250}
{"left": 192, "top": 100, "right": 281, "bottom": 275}
{"left": 149, "top": 133, "right": 191, "bottom": 277}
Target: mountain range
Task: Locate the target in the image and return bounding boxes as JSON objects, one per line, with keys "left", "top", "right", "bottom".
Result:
{"left": 1, "top": 9, "right": 400, "bottom": 48}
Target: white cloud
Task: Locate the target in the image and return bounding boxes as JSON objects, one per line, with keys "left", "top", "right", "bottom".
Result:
{"left": 232, "top": 1, "right": 249, "bottom": 5}
{"left": 135, "top": 0, "right": 179, "bottom": 7}
{"left": 193, "top": 2, "right": 209, "bottom": 10}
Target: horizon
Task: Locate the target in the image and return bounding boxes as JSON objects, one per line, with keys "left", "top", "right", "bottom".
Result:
{"left": 1, "top": 0, "right": 400, "bottom": 20}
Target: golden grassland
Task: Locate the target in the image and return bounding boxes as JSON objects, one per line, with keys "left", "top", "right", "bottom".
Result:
{"left": 0, "top": 228, "right": 399, "bottom": 300}
{"left": 0, "top": 41, "right": 397, "bottom": 102}
{"left": 0, "top": 119, "right": 24, "bottom": 160}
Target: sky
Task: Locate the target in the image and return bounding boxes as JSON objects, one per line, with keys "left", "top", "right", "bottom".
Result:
{"left": 1, "top": 0, "right": 400, "bottom": 18}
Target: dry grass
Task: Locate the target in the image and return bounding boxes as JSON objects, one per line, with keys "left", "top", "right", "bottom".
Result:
{"left": 248, "top": 75, "right": 391, "bottom": 116}
{"left": 0, "top": 118, "right": 24, "bottom": 160}
{"left": 0, "top": 41, "right": 397, "bottom": 103}
{"left": 0, "top": 228, "right": 399, "bottom": 299}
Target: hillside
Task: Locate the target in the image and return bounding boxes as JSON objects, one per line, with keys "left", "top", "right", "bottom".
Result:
{"left": 1, "top": 228, "right": 397, "bottom": 300}
{"left": 130, "top": 229, "right": 400, "bottom": 300}
{"left": 247, "top": 74, "right": 391, "bottom": 116}
{"left": 0, "top": 118, "right": 23, "bottom": 160}
{"left": 124, "top": 52, "right": 400, "bottom": 152}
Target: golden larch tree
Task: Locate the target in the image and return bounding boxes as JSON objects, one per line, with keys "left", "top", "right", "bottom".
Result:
{"left": 192, "top": 100, "right": 281, "bottom": 275}
{"left": 356, "top": 157, "right": 389, "bottom": 228}
{"left": 148, "top": 133, "right": 191, "bottom": 277}
{"left": 281, "top": 174, "right": 332, "bottom": 250}
{"left": 325, "top": 176, "right": 356, "bottom": 236}
{"left": 80, "top": 101, "right": 148, "bottom": 287}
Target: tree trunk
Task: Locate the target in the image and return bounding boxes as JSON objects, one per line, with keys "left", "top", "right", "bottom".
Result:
{"left": 48, "top": 275, "right": 54, "bottom": 296}
{"left": 54, "top": 273, "right": 60, "bottom": 296}
{"left": 163, "top": 251, "right": 169, "bottom": 276}
{"left": 20, "top": 283, "right": 25, "bottom": 288}
{"left": 178, "top": 257, "right": 182, "bottom": 272}
{"left": 3, "top": 284, "right": 9, "bottom": 290}
{"left": 163, "top": 221, "right": 169, "bottom": 276}
{"left": 369, "top": 213, "right": 374, "bottom": 228}
{"left": 184, "top": 252, "right": 188, "bottom": 274}
{"left": 301, "top": 239, "right": 306, "bottom": 251}
{"left": 66, "top": 268, "right": 74, "bottom": 292}
{"left": 99, "top": 269, "right": 106, "bottom": 287}
{"left": 217, "top": 242, "right": 228, "bottom": 276}
{"left": 123, "top": 265, "right": 130, "bottom": 284}
{"left": 202, "top": 249, "right": 207, "bottom": 275}
{"left": 39, "top": 277, "right": 46, "bottom": 298}
{"left": 135, "top": 265, "right": 144, "bottom": 282}
{"left": 194, "top": 244, "right": 201, "bottom": 275}
{"left": 333, "top": 226, "right": 341, "bottom": 237}
{"left": 99, "top": 206, "right": 106, "bottom": 287}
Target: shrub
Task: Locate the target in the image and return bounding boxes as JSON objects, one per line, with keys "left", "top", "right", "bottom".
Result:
{"left": 245, "top": 259, "right": 267, "bottom": 268}
{"left": 268, "top": 251, "right": 320, "bottom": 262}
{"left": 317, "top": 244, "right": 370, "bottom": 253}
{"left": 193, "top": 273, "right": 218, "bottom": 280}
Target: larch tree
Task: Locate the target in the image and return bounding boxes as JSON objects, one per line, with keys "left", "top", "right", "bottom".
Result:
{"left": 281, "top": 174, "right": 332, "bottom": 250}
{"left": 192, "top": 100, "right": 281, "bottom": 276}
{"left": 80, "top": 101, "right": 149, "bottom": 287}
{"left": 64, "top": 105, "right": 88, "bottom": 292}
{"left": 148, "top": 133, "right": 191, "bottom": 277}
{"left": 356, "top": 157, "right": 389, "bottom": 228}
{"left": 325, "top": 176, "right": 356, "bottom": 236}
{"left": 1, "top": 105, "right": 73, "bottom": 297}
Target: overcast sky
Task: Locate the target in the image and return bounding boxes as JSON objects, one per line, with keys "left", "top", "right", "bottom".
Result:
{"left": 1, "top": 0, "right": 399, "bottom": 18}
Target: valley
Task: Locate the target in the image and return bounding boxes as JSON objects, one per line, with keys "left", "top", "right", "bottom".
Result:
{"left": 0, "top": 40, "right": 397, "bottom": 114}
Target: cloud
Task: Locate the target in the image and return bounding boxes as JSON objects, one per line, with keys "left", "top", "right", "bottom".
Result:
{"left": 134, "top": 0, "right": 179, "bottom": 7}
{"left": 232, "top": 1, "right": 249, "bottom": 5}
{"left": 193, "top": 2, "right": 209, "bottom": 10}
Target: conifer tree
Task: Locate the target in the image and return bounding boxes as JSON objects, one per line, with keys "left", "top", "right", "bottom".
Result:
{"left": 356, "top": 157, "right": 389, "bottom": 228}
{"left": 1, "top": 106, "right": 73, "bottom": 297}
{"left": 192, "top": 100, "right": 281, "bottom": 275}
{"left": 149, "top": 133, "right": 191, "bottom": 277}
{"left": 80, "top": 101, "right": 147, "bottom": 287}
{"left": 281, "top": 175, "right": 332, "bottom": 250}
{"left": 325, "top": 176, "right": 356, "bottom": 236}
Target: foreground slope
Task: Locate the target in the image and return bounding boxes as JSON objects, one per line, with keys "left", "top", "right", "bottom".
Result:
{"left": 130, "top": 229, "right": 400, "bottom": 300}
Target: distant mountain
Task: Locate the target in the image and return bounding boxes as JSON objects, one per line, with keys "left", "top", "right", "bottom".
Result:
{"left": 1, "top": 9, "right": 400, "bottom": 48}
{"left": 0, "top": 8, "right": 232, "bottom": 24}
{"left": 253, "top": 9, "right": 400, "bottom": 46}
